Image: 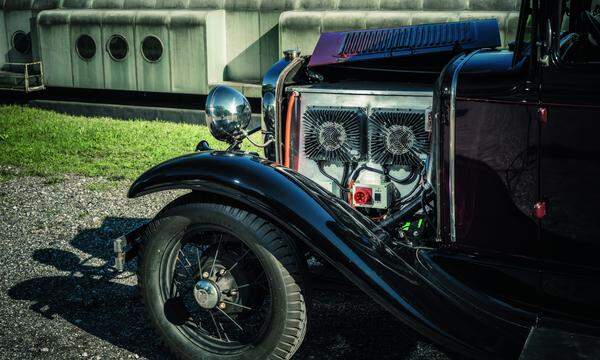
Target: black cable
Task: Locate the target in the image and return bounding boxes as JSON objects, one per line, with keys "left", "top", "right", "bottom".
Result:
{"left": 349, "top": 164, "right": 418, "bottom": 185}
{"left": 383, "top": 165, "right": 420, "bottom": 185}
{"left": 349, "top": 164, "right": 366, "bottom": 182}
{"left": 348, "top": 162, "right": 358, "bottom": 184}
{"left": 317, "top": 161, "right": 350, "bottom": 194}
{"left": 421, "top": 187, "right": 434, "bottom": 229}
{"left": 390, "top": 171, "right": 417, "bottom": 185}
{"left": 379, "top": 193, "right": 424, "bottom": 231}
{"left": 341, "top": 162, "right": 351, "bottom": 191}
{"left": 392, "top": 176, "right": 420, "bottom": 207}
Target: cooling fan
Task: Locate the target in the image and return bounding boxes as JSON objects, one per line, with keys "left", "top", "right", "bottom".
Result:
{"left": 303, "top": 106, "right": 365, "bottom": 162}
{"left": 369, "top": 108, "right": 430, "bottom": 167}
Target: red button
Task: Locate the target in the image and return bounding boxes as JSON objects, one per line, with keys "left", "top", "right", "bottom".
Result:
{"left": 353, "top": 187, "right": 373, "bottom": 206}
{"left": 539, "top": 107, "right": 548, "bottom": 125}
{"left": 534, "top": 202, "right": 546, "bottom": 219}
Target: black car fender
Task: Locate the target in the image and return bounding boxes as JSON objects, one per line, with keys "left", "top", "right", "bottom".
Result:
{"left": 128, "top": 150, "right": 528, "bottom": 360}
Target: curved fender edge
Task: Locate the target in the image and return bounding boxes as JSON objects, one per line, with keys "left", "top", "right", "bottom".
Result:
{"left": 128, "top": 151, "right": 527, "bottom": 359}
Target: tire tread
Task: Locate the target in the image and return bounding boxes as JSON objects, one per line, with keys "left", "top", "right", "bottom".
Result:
{"left": 138, "top": 199, "right": 308, "bottom": 360}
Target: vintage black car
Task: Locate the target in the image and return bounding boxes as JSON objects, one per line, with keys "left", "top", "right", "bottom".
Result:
{"left": 114, "top": 0, "right": 600, "bottom": 359}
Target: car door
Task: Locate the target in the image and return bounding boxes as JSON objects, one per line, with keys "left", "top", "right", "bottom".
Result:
{"left": 434, "top": 0, "right": 544, "bottom": 311}
{"left": 539, "top": 0, "right": 600, "bottom": 324}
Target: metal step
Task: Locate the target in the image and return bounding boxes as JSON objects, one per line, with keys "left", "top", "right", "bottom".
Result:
{"left": 520, "top": 326, "right": 600, "bottom": 360}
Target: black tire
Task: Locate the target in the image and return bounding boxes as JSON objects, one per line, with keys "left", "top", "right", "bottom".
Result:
{"left": 138, "top": 201, "right": 308, "bottom": 360}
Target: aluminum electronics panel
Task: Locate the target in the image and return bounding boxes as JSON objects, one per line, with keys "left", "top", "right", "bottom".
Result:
{"left": 289, "top": 81, "right": 433, "bottom": 198}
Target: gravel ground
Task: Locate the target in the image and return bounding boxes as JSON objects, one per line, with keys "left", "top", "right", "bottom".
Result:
{"left": 0, "top": 168, "right": 451, "bottom": 360}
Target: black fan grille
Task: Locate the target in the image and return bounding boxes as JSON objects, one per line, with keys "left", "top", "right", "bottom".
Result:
{"left": 303, "top": 107, "right": 365, "bottom": 162}
{"left": 369, "top": 109, "right": 429, "bottom": 167}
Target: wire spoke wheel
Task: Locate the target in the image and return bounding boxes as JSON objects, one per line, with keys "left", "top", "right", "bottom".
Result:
{"left": 139, "top": 201, "right": 309, "bottom": 360}
{"left": 160, "top": 227, "right": 272, "bottom": 351}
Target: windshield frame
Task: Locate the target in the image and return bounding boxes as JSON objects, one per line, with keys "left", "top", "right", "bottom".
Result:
{"left": 549, "top": 0, "right": 600, "bottom": 69}
{"left": 513, "top": 0, "right": 539, "bottom": 67}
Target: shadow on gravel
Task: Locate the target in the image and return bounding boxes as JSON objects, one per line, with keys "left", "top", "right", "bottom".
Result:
{"left": 7, "top": 217, "right": 169, "bottom": 359}
{"left": 8, "top": 217, "right": 448, "bottom": 360}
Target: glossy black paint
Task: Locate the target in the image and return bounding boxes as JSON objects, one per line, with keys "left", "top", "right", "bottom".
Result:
{"left": 451, "top": 99, "right": 542, "bottom": 309}
{"left": 431, "top": 46, "right": 543, "bottom": 329}
{"left": 537, "top": 2, "right": 600, "bottom": 322}
{"left": 538, "top": 105, "right": 600, "bottom": 324}
{"left": 457, "top": 50, "right": 538, "bottom": 104}
{"left": 129, "top": 151, "right": 534, "bottom": 359}
{"left": 431, "top": 0, "right": 600, "bottom": 350}
{"left": 127, "top": 1, "right": 600, "bottom": 358}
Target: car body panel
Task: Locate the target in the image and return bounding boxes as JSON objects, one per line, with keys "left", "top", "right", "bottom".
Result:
{"left": 125, "top": 1, "right": 600, "bottom": 358}
{"left": 129, "top": 150, "right": 536, "bottom": 359}
{"left": 536, "top": 2, "right": 600, "bottom": 324}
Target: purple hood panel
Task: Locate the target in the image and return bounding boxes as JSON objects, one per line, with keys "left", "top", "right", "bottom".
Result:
{"left": 308, "top": 19, "right": 501, "bottom": 68}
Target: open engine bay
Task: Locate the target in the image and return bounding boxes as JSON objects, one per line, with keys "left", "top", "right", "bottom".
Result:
{"left": 271, "top": 19, "right": 504, "bottom": 241}
{"left": 283, "top": 80, "right": 434, "bottom": 238}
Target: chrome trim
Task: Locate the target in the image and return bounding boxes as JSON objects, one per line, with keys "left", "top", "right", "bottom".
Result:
{"left": 205, "top": 85, "right": 252, "bottom": 144}
{"left": 262, "top": 57, "right": 292, "bottom": 160}
{"left": 283, "top": 49, "right": 301, "bottom": 61}
{"left": 262, "top": 58, "right": 290, "bottom": 94}
{"left": 433, "top": 105, "right": 442, "bottom": 242}
{"left": 449, "top": 50, "right": 482, "bottom": 242}
{"left": 273, "top": 57, "right": 303, "bottom": 163}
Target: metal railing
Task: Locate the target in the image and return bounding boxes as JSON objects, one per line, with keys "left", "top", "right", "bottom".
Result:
{"left": 0, "top": 61, "right": 45, "bottom": 93}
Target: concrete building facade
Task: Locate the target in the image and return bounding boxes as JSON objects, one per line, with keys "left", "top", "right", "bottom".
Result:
{"left": 0, "top": 0, "right": 520, "bottom": 96}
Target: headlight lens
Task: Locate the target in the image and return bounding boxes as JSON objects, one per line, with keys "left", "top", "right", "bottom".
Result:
{"left": 205, "top": 86, "right": 252, "bottom": 143}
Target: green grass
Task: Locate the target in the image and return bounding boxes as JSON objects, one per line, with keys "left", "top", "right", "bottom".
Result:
{"left": 0, "top": 105, "right": 261, "bottom": 181}
{"left": 86, "top": 180, "right": 123, "bottom": 192}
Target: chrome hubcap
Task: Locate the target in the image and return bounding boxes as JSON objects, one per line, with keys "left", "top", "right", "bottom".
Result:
{"left": 165, "top": 233, "right": 271, "bottom": 347}
{"left": 194, "top": 279, "right": 220, "bottom": 309}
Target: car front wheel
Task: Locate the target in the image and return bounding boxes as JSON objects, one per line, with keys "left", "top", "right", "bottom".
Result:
{"left": 138, "top": 201, "right": 309, "bottom": 360}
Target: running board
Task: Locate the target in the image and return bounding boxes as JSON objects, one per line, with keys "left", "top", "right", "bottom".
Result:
{"left": 520, "top": 326, "right": 600, "bottom": 360}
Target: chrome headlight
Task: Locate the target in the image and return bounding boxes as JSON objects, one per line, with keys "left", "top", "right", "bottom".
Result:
{"left": 205, "top": 86, "right": 252, "bottom": 143}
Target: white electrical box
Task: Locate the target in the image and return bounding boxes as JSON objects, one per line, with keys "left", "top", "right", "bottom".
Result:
{"left": 352, "top": 182, "right": 395, "bottom": 209}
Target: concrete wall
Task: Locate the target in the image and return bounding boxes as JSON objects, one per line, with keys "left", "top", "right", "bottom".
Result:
{"left": 70, "top": 10, "right": 104, "bottom": 89}
{"left": 37, "top": 10, "right": 72, "bottom": 87}
{"left": 5, "top": 9, "right": 34, "bottom": 63}
{"left": 0, "top": 1, "right": 8, "bottom": 66}
{"left": 37, "top": 8, "right": 226, "bottom": 93}
{"left": 1, "top": 0, "right": 523, "bottom": 95}
{"left": 279, "top": 0, "right": 520, "bottom": 56}
{"left": 0, "top": 0, "right": 62, "bottom": 64}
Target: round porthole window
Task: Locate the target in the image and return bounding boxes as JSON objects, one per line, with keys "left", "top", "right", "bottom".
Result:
{"left": 141, "top": 35, "right": 163, "bottom": 62}
{"left": 12, "top": 31, "right": 31, "bottom": 55}
{"left": 107, "top": 35, "right": 128, "bottom": 61}
{"left": 76, "top": 35, "right": 96, "bottom": 61}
